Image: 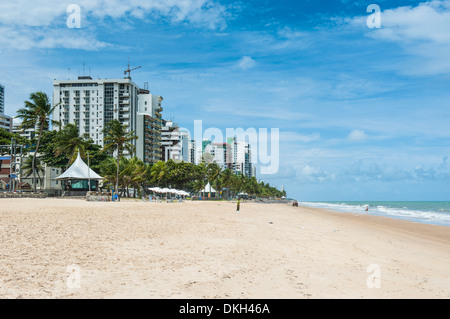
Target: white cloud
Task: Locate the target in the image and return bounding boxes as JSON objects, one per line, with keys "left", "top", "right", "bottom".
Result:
{"left": 0, "top": 0, "right": 230, "bottom": 51}
{"left": 347, "top": 0, "right": 450, "bottom": 75}
{"left": 0, "top": 0, "right": 229, "bottom": 27}
{"left": 348, "top": 129, "right": 367, "bottom": 141}
{"left": 236, "top": 56, "right": 256, "bottom": 70}
{"left": 0, "top": 26, "right": 110, "bottom": 51}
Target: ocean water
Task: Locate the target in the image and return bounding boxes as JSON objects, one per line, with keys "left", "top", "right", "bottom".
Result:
{"left": 298, "top": 201, "right": 450, "bottom": 226}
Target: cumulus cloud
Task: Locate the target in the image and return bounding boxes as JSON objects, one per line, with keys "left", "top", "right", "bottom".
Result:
{"left": 0, "top": 0, "right": 230, "bottom": 50}
{"left": 0, "top": 0, "right": 229, "bottom": 27}
{"left": 347, "top": 0, "right": 450, "bottom": 75}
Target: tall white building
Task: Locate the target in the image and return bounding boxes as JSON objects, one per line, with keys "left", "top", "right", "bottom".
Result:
{"left": 53, "top": 76, "right": 139, "bottom": 150}
{"left": 161, "top": 120, "right": 191, "bottom": 162}
{"left": 226, "top": 137, "right": 252, "bottom": 177}
{"left": 202, "top": 141, "right": 232, "bottom": 170}
{"left": 235, "top": 141, "right": 253, "bottom": 177}
{"left": 136, "top": 89, "right": 164, "bottom": 164}
{"left": 53, "top": 76, "right": 164, "bottom": 163}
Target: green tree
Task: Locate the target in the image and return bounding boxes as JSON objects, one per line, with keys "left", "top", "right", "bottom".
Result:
{"left": 122, "top": 157, "right": 148, "bottom": 197}
{"left": 54, "top": 124, "right": 90, "bottom": 168}
{"left": 16, "top": 92, "right": 60, "bottom": 191}
{"left": 220, "top": 168, "right": 233, "bottom": 199}
{"left": 39, "top": 130, "right": 69, "bottom": 168}
{"left": 206, "top": 163, "right": 221, "bottom": 198}
{"left": 99, "top": 157, "right": 119, "bottom": 191}
{"left": 22, "top": 155, "right": 45, "bottom": 189}
{"left": 150, "top": 161, "right": 168, "bottom": 186}
{"left": 0, "top": 128, "right": 29, "bottom": 149}
{"left": 102, "top": 120, "right": 138, "bottom": 193}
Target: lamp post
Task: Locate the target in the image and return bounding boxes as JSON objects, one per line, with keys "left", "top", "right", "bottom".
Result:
{"left": 87, "top": 150, "right": 90, "bottom": 193}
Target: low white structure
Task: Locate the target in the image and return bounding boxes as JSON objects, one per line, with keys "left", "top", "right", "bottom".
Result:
{"left": 56, "top": 153, "right": 102, "bottom": 195}
{"left": 201, "top": 183, "right": 216, "bottom": 194}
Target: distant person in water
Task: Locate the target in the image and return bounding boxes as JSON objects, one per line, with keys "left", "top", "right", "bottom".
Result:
{"left": 236, "top": 199, "right": 240, "bottom": 213}
{"left": 365, "top": 205, "right": 369, "bottom": 212}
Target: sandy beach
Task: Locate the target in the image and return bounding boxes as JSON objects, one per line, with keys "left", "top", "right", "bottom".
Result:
{"left": 0, "top": 198, "right": 449, "bottom": 299}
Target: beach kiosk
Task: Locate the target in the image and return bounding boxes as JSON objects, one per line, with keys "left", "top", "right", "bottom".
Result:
{"left": 201, "top": 182, "right": 216, "bottom": 198}
{"left": 56, "top": 152, "right": 103, "bottom": 196}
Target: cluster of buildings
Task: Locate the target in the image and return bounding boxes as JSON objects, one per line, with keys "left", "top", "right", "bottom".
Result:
{"left": 0, "top": 74, "right": 255, "bottom": 192}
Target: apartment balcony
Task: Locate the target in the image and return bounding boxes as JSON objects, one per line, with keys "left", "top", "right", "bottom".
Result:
{"left": 120, "top": 114, "right": 130, "bottom": 119}
{"left": 121, "top": 93, "right": 130, "bottom": 98}
{"left": 123, "top": 121, "right": 130, "bottom": 127}
{"left": 121, "top": 99, "right": 130, "bottom": 105}
{"left": 121, "top": 107, "right": 130, "bottom": 112}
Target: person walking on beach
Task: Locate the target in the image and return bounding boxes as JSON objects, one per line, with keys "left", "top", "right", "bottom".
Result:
{"left": 236, "top": 199, "right": 240, "bottom": 213}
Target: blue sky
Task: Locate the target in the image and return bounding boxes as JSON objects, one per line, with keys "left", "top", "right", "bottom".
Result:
{"left": 1, "top": 0, "right": 449, "bottom": 200}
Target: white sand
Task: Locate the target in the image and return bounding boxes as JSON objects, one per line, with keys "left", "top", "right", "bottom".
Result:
{"left": 0, "top": 198, "right": 449, "bottom": 299}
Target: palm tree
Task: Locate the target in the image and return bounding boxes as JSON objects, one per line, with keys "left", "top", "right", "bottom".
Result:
{"left": 102, "top": 120, "right": 138, "bottom": 193}
{"left": 22, "top": 155, "right": 45, "bottom": 189}
{"left": 221, "top": 168, "right": 233, "bottom": 199}
{"left": 213, "top": 172, "right": 225, "bottom": 199}
{"left": 150, "top": 161, "right": 168, "bottom": 186}
{"left": 99, "top": 157, "right": 120, "bottom": 191}
{"left": 206, "top": 163, "right": 221, "bottom": 198}
{"left": 54, "top": 124, "right": 89, "bottom": 168}
{"left": 126, "top": 157, "right": 148, "bottom": 197}
{"left": 16, "top": 92, "right": 60, "bottom": 191}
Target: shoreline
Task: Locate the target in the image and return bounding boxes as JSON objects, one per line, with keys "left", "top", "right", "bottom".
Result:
{"left": 1, "top": 198, "right": 449, "bottom": 298}
{"left": 297, "top": 204, "right": 450, "bottom": 248}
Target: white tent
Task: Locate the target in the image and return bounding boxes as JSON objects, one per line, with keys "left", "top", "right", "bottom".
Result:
{"left": 201, "top": 183, "right": 216, "bottom": 193}
{"left": 56, "top": 152, "right": 103, "bottom": 181}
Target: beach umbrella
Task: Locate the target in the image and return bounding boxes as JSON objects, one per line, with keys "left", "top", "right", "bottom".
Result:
{"left": 169, "top": 188, "right": 179, "bottom": 194}
{"left": 149, "top": 187, "right": 161, "bottom": 192}
{"left": 158, "top": 188, "right": 170, "bottom": 196}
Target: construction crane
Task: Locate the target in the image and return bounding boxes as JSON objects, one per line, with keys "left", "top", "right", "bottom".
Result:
{"left": 124, "top": 58, "right": 141, "bottom": 79}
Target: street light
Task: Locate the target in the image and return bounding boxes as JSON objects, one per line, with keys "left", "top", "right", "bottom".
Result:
{"left": 87, "top": 150, "right": 90, "bottom": 193}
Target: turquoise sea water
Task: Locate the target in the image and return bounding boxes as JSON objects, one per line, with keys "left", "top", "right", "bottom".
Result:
{"left": 298, "top": 201, "right": 450, "bottom": 226}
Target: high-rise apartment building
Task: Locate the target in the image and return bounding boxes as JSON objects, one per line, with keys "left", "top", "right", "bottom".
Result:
{"left": 53, "top": 76, "right": 139, "bottom": 151}
{"left": 53, "top": 76, "right": 163, "bottom": 164}
{"left": 136, "top": 89, "right": 163, "bottom": 164}
{"left": 0, "top": 84, "right": 4, "bottom": 115}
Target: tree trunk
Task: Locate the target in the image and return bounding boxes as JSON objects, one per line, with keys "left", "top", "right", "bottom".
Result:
{"left": 32, "top": 123, "right": 44, "bottom": 192}
{"left": 116, "top": 145, "right": 120, "bottom": 194}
